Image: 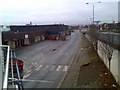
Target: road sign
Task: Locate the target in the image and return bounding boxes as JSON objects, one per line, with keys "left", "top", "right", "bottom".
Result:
{"left": 25, "top": 34, "right": 28, "bottom": 39}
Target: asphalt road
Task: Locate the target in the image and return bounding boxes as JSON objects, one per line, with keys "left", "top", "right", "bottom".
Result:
{"left": 15, "top": 30, "right": 80, "bottom": 88}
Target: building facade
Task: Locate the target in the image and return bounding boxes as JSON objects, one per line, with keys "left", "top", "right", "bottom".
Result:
{"left": 2, "top": 24, "right": 69, "bottom": 48}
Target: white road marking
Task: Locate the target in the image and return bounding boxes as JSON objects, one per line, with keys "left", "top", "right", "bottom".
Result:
{"left": 23, "top": 68, "right": 33, "bottom": 79}
{"left": 63, "top": 66, "right": 68, "bottom": 71}
{"left": 50, "top": 65, "right": 56, "bottom": 71}
{"left": 23, "top": 73, "right": 31, "bottom": 79}
{"left": 10, "top": 77, "right": 53, "bottom": 83}
{"left": 33, "top": 65, "right": 68, "bottom": 72}
{"left": 20, "top": 79, "right": 53, "bottom": 83}
{"left": 23, "top": 65, "right": 68, "bottom": 79}
{"left": 35, "top": 65, "right": 43, "bottom": 70}
{"left": 56, "top": 66, "right": 61, "bottom": 71}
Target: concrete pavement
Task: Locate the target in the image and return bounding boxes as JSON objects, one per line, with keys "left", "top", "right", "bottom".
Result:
{"left": 15, "top": 30, "right": 80, "bottom": 88}
{"left": 60, "top": 32, "right": 119, "bottom": 88}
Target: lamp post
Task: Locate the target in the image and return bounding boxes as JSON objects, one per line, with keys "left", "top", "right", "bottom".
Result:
{"left": 86, "top": 1, "right": 101, "bottom": 25}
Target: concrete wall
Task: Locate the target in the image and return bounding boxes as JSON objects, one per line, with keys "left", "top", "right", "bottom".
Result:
{"left": 41, "top": 35, "right": 45, "bottom": 40}
{"left": 24, "top": 38, "right": 30, "bottom": 45}
{"left": 111, "top": 49, "right": 120, "bottom": 83}
{"left": 6, "top": 35, "right": 45, "bottom": 49}
{"left": 97, "top": 40, "right": 120, "bottom": 85}
{"left": 85, "top": 34, "right": 120, "bottom": 85}
{"left": 8, "top": 41, "right": 16, "bottom": 49}
{"left": 97, "top": 41, "right": 113, "bottom": 69}
{"left": 36, "top": 36, "right": 42, "bottom": 42}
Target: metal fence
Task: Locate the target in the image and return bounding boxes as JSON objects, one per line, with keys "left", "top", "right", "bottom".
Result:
{"left": 87, "top": 29, "right": 120, "bottom": 51}
{"left": 0, "top": 45, "right": 24, "bottom": 90}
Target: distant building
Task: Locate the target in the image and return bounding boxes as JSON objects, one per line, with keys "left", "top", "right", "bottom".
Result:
{"left": 100, "top": 23, "right": 117, "bottom": 31}
{"left": 2, "top": 24, "right": 69, "bottom": 48}
{"left": 26, "top": 21, "right": 33, "bottom": 26}
{"left": 118, "top": 1, "right": 120, "bottom": 23}
{"left": 0, "top": 25, "right": 10, "bottom": 31}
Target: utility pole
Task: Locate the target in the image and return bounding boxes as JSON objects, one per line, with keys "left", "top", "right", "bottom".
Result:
{"left": 93, "top": 4, "right": 94, "bottom": 24}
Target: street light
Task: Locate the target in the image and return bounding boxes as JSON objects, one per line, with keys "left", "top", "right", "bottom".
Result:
{"left": 86, "top": 1, "right": 101, "bottom": 25}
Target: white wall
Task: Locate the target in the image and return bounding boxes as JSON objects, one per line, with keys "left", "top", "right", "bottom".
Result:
{"left": 97, "top": 40, "right": 120, "bottom": 85}
{"left": 85, "top": 33, "right": 120, "bottom": 85}
{"left": 97, "top": 41, "right": 111, "bottom": 69}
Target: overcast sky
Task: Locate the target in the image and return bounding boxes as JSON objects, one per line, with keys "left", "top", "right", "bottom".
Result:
{"left": 0, "top": 0, "right": 119, "bottom": 25}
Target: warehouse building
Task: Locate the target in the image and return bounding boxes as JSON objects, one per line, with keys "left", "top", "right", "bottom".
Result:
{"left": 2, "top": 24, "right": 69, "bottom": 48}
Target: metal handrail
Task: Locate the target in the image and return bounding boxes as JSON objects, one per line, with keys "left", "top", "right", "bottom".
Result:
{"left": 10, "top": 50, "right": 15, "bottom": 88}
{"left": 13, "top": 51, "right": 21, "bottom": 80}
{"left": 13, "top": 51, "right": 24, "bottom": 90}
{"left": 1, "top": 46, "right": 21, "bottom": 89}
{"left": 2, "top": 45, "right": 10, "bottom": 89}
